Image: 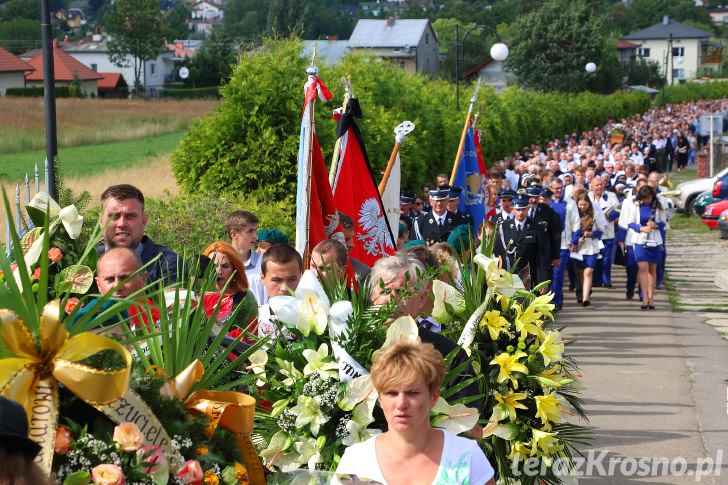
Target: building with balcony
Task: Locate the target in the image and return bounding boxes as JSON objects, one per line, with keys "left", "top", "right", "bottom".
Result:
{"left": 621, "top": 16, "right": 723, "bottom": 83}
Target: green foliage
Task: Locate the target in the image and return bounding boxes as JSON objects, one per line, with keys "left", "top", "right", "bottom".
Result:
{"left": 5, "top": 85, "right": 83, "bottom": 98}
{"left": 505, "top": 0, "right": 620, "bottom": 93}
{"left": 105, "top": 0, "right": 165, "bottom": 94}
{"left": 144, "top": 193, "right": 294, "bottom": 254}
{"left": 0, "top": 18, "right": 40, "bottom": 54}
{"left": 161, "top": 86, "right": 221, "bottom": 99}
{"left": 655, "top": 80, "right": 728, "bottom": 106}
{"left": 185, "top": 28, "right": 237, "bottom": 88}
{"left": 172, "top": 38, "right": 650, "bottom": 204}
{"left": 161, "top": 2, "right": 191, "bottom": 40}
{"left": 0, "top": 0, "right": 39, "bottom": 21}
{"left": 605, "top": 0, "right": 715, "bottom": 36}
{"left": 625, "top": 59, "right": 666, "bottom": 89}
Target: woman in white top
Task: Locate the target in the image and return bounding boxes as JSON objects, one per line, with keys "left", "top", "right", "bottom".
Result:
{"left": 336, "top": 342, "right": 495, "bottom": 485}
{"left": 570, "top": 191, "right": 606, "bottom": 307}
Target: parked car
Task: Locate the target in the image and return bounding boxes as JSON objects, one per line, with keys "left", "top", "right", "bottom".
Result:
{"left": 713, "top": 170, "right": 728, "bottom": 200}
{"left": 718, "top": 210, "right": 728, "bottom": 239}
{"left": 700, "top": 199, "right": 728, "bottom": 229}
{"left": 692, "top": 191, "right": 714, "bottom": 217}
{"left": 674, "top": 166, "right": 728, "bottom": 214}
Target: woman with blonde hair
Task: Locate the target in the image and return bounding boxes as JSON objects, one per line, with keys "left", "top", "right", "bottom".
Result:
{"left": 570, "top": 192, "right": 605, "bottom": 307}
{"left": 336, "top": 341, "right": 495, "bottom": 485}
{"left": 203, "top": 241, "right": 258, "bottom": 330}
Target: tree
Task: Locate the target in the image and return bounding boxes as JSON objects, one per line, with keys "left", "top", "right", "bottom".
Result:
{"left": 0, "top": 19, "right": 40, "bottom": 54}
{"left": 187, "top": 28, "right": 236, "bottom": 87}
{"left": 505, "top": 0, "right": 620, "bottom": 93}
{"left": 105, "top": 0, "right": 165, "bottom": 95}
{"left": 625, "top": 59, "right": 666, "bottom": 88}
{"left": 162, "top": 3, "right": 191, "bottom": 41}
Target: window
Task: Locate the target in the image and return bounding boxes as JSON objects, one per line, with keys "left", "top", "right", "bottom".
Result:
{"left": 425, "top": 32, "right": 429, "bottom": 45}
{"left": 672, "top": 47, "right": 684, "bottom": 57}
{"left": 90, "top": 63, "right": 97, "bottom": 71}
{"left": 672, "top": 68, "right": 685, "bottom": 80}
{"left": 150, "top": 63, "right": 156, "bottom": 75}
{"left": 638, "top": 47, "right": 650, "bottom": 57}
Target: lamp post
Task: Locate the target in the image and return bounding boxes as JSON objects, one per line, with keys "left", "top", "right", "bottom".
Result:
{"left": 585, "top": 62, "right": 597, "bottom": 73}
{"left": 454, "top": 24, "right": 508, "bottom": 111}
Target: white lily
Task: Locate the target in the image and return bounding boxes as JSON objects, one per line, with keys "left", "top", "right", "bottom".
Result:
{"left": 431, "top": 397, "right": 480, "bottom": 435}
{"left": 295, "top": 436, "right": 326, "bottom": 470}
{"left": 276, "top": 358, "right": 303, "bottom": 387}
{"left": 246, "top": 349, "right": 268, "bottom": 386}
{"left": 339, "top": 374, "right": 378, "bottom": 411}
{"left": 302, "top": 343, "right": 339, "bottom": 379}
{"left": 290, "top": 395, "right": 329, "bottom": 436}
{"left": 341, "top": 418, "right": 381, "bottom": 446}
{"left": 260, "top": 431, "right": 300, "bottom": 472}
{"left": 473, "top": 254, "right": 525, "bottom": 297}
{"left": 431, "top": 280, "right": 466, "bottom": 323}
{"left": 269, "top": 270, "right": 330, "bottom": 337}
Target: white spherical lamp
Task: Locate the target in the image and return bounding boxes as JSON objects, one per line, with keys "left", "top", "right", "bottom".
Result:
{"left": 490, "top": 43, "right": 509, "bottom": 61}
{"left": 585, "top": 62, "right": 597, "bottom": 73}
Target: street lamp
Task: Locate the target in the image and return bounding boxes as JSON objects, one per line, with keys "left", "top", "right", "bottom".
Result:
{"left": 454, "top": 24, "right": 508, "bottom": 111}
{"left": 585, "top": 62, "right": 597, "bottom": 73}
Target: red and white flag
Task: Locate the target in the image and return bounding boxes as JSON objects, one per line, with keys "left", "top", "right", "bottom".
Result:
{"left": 331, "top": 98, "right": 395, "bottom": 267}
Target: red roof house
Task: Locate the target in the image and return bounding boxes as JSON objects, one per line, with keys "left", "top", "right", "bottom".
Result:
{"left": 97, "top": 72, "right": 128, "bottom": 98}
{"left": 25, "top": 40, "right": 102, "bottom": 96}
{"left": 0, "top": 45, "right": 34, "bottom": 95}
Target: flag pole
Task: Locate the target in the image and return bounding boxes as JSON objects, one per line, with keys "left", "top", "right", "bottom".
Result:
{"left": 379, "top": 121, "right": 415, "bottom": 195}
{"left": 329, "top": 76, "right": 354, "bottom": 186}
{"left": 449, "top": 77, "right": 481, "bottom": 185}
{"left": 302, "top": 45, "right": 318, "bottom": 266}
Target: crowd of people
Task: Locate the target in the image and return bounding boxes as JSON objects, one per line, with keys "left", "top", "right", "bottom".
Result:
{"left": 55, "top": 98, "right": 723, "bottom": 484}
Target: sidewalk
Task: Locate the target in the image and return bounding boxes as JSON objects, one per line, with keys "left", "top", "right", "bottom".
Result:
{"left": 559, "top": 275, "right": 728, "bottom": 484}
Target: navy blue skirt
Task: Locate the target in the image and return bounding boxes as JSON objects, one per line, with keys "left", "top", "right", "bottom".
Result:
{"left": 634, "top": 244, "right": 661, "bottom": 264}
{"left": 573, "top": 254, "right": 598, "bottom": 269}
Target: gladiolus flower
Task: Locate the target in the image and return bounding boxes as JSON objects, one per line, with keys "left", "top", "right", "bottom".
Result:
{"left": 112, "top": 422, "right": 143, "bottom": 452}
{"left": 91, "top": 464, "right": 125, "bottom": 485}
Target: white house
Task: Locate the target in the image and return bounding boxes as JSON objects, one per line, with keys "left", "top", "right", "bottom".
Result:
{"left": 348, "top": 18, "right": 439, "bottom": 75}
{"left": 64, "top": 35, "right": 141, "bottom": 88}
{"left": 189, "top": 0, "right": 223, "bottom": 35}
{"left": 0, "top": 45, "right": 34, "bottom": 95}
{"left": 621, "top": 16, "right": 723, "bottom": 83}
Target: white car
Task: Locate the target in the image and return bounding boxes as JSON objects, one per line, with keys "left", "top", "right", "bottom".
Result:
{"left": 675, "top": 166, "right": 728, "bottom": 214}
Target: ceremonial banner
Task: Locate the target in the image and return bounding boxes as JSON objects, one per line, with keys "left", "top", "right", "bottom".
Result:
{"left": 295, "top": 69, "right": 344, "bottom": 261}
{"left": 474, "top": 126, "right": 495, "bottom": 221}
{"left": 332, "top": 98, "right": 395, "bottom": 267}
{"left": 380, "top": 153, "right": 401, "bottom": 244}
{"left": 453, "top": 126, "right": 487, "bottom": 232}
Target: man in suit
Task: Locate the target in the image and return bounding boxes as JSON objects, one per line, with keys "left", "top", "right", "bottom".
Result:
{"left": 412, "top": 186, "right": 464, "bottom": 245}
{"left": 524, "top": 185, "right": 563, "bottom": 280}
{"left": 447, "top": 186, "right": 473, "bottom": 227}
{"left": 399, "top": 193, "right": 416, "bottom": 236}
{"left": 493, "top": 197, "right": 549, "bottom": 290}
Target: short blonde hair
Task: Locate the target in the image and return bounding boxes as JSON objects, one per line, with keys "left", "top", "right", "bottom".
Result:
{"left": 371, "top": 342, "right": 444, "bottom": 393}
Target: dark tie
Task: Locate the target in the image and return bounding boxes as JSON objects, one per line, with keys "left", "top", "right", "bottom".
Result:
{"left": 439, "top": 218, "right": 444, "bottom": 228}
{"left": 529, "top": 208, "right": 535, "bottom": 219}
{"left": 517, "top": 223, "right": 522, "bottom": 236}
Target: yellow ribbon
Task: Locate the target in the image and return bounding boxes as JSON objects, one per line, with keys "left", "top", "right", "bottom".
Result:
{"left": 159, "top": 359, "right": 265, "bottom": 485}
{"left": 0, "top": 301, "right": 131, "bottom": 473}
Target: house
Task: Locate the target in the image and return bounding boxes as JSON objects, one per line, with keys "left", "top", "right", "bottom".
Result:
{"left": 708, "top": 7, "right": 728, "bottom": 25}
{"left": 0, "top": 45, "right": 34, "bottom": 95}
{"left": 348, "top": 18, "right": 438, "bottom": 75}
{"left": 302, "top": 39, "right": 350, "bottom": 66}
{"left": 54, "top": 8, "right": 86, "bottom": 29}
{"left": 617, "top": 39, "right": 639, "bottom": 65}
{"left": 462, "top": 57, "right": 515, "bottom": 92}
{"left": 144, "top": 41, "right": 200, "bottom": 97}
{"left": 621, "top": 16, "right": 723, "bottom": 83}
{"left": 189, "top": 0, "right": 223, "bottom": 35}
{"left": 98, "top": 72, "right": 128, "bottom": 98}
{"left": 25, "top": 40, "right": 102, "bottom": 96}
{"left": 64, "top": 35, "right": 140, "bottom": 88}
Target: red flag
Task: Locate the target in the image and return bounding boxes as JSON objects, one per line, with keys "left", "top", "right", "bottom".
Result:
{"left": 309, "top": 134, "right": 345, "bottom": 250}
{"left": 473, "top": 124, "right": 495, "bottom": 220}
{"left": 332, "top": 99, "right": 395, "bottom": 267}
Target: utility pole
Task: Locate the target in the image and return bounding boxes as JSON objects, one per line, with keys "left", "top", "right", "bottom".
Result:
{"left": 40, "top": 0, "right": 58, "bottom": 199}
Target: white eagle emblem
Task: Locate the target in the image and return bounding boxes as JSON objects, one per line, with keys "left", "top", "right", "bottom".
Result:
{"left": 357, "top": 197, "right": 394, "bottom": 257}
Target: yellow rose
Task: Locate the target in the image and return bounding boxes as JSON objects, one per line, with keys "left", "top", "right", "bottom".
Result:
{"left": 91, "top": 464, "right": 125, "bottom": 485}
{"left": 113, "top": 422, "right": 143, "bottom": 452}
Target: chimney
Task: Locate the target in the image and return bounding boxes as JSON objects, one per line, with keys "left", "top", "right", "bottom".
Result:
{"left": 63, "top": 35, "right": 69, "bottom": 42}
{"left": 327, "top": 35, "right": 338, "bottom": 41}
{"left": 386, "top": 16, "right": 395, "bottom": 27}
{"left": 663, "top": 15, "right": 669, "bottom": 25}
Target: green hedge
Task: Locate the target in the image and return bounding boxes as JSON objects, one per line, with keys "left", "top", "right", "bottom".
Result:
{"left": 161, "top": 86, "right": 220, "bottom": 99}
{"left": 5, "top": 85, "right": 82, "bottom": 97}
{"left": 144, "top": 194, "right": 294, "bottom": 255}
{"left": 655, "top": 80, "right": 728, "bottom": 106}
{"left": 172, "top": 38, "right": 651, "bottom": 203}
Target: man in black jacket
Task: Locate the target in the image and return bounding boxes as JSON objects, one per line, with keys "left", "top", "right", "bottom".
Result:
{"left": 97, "top": 184, "right": 182, "bottom": 286}
{"left": 524, "top": 185, "right": 563, "bottom": 288}
{"left": 412, "top": 185, "right": 465, "bottom": 245}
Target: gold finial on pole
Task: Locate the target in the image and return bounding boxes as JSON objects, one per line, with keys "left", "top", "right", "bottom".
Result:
{"left": 310, "top": 41, "right": 318, "bottom": 69}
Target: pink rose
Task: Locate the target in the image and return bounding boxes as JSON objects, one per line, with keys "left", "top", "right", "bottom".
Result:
{"left": 91, "top": 464, "right": 125, "bottom": 485}
{"left": 112, "top": 422, "right": 143, "bottom": 452}
{"left": 137, "top": 445, "right": 167, "bottom": 474}
{"left": 177, "top": 460, "right": 204, "bottom": 484}
{"left": 48, "top": 247, "right": 63, "bottom": 263}
{"left": 64, "top": 297, "right": 80, "bottom": 315}
{"left": 54, "top": 425, "right": 73, "bottom": 454}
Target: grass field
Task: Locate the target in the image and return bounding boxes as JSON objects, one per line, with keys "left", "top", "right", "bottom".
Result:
{"left": 0, "top": 131, "right": 184, "bottom": 181}
{"left": 0, "top": 98, "right": 217, "bottom": 154}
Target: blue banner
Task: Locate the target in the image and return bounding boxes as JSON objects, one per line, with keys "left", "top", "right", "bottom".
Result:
{"left": 454, "top": 126, "right": 486, "bottom": 231}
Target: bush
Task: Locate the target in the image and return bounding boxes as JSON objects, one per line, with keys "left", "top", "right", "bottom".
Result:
{"left": 144, "top": 193, "right": 294, "bottom": 254}
{"left": 172, "top": 38, "right": 651, "bottom": 200}
{"left": 655, "top": 80, "right": 728, "bottom": 106}
{"left": 5, "top": 85, "right": 82, "bottom": 97}
{"left": 161, "top": 86, "right": 220, "bottom": 99}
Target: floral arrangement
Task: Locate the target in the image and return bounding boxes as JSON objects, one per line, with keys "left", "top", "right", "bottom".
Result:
{"left": 433, "top": 246, "right": 590, "bottom": 484}
{"left": 254, "top": 270, "right": 480, "bottom": 473}
{"left": 608, "top": 123, "right": 628, "bottom": 141}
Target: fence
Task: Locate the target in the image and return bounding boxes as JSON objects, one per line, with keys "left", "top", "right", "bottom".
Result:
{"left": 1, "top": 160, "right": 49, "bottom": 251}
